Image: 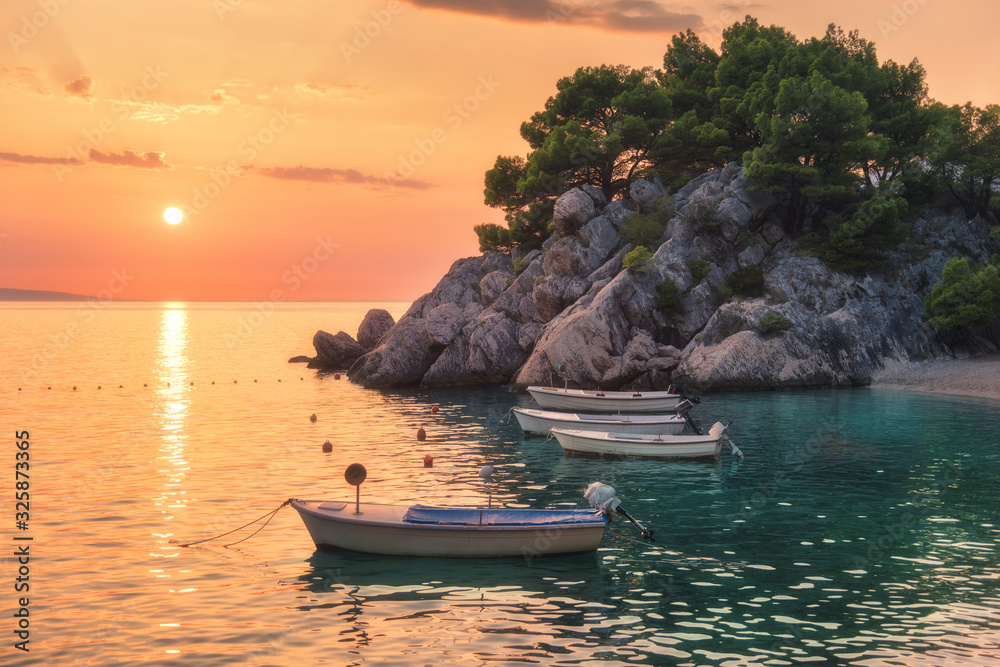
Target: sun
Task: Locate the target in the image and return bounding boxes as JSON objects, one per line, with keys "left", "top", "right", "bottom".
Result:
{"left": 164, "top": 207, "right": 184, "bottom": 225}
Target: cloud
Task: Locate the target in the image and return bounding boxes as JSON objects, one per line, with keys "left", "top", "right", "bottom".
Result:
{"left": 108, "top": 99, "right": 223, "bottom": 122}
{"left": 258, "top": 165, "right": 431, "bottom": 190}
{"left": 0, "top": 67, "right": 51, "bottom": 96}
{"left": 210, "top": 88, "right": 240, "bottom": 105}
{"left": 63, "top": 74, "right": 94, "bottom": 99}
{"left": 0, "top": 151, "right": 81, "bottom": 165}
{"left": 402, "top": 0, "right": 702, "bottom": 32}
{"left": 88, "top": 149, "right": 170, "bottom": 169}
{"left": 295, "top": 83, "right": 373, "bottom": 103}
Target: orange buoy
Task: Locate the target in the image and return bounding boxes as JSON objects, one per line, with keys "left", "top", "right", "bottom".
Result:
{"left": 416, "top": 427, "right": 426, "bottom": 441}
{"left": 310, "top": 414, "right": 317, "bottom": 422}
{"left": 334, "top": 373, "right": 341, "bottom": 380}
{"left": 322, "top": 440, "right": 333, "bottom": 453}
{"left": 423, "top": 455, "right": 433, "bottom": 468}
{"left": 431, "top": 404, "right": 439, "bottom": 414}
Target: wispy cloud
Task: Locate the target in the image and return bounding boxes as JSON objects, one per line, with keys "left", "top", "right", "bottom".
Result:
{"left": 295, "top": 83, "right": 373, "bottom": 103}
{"left": 0, "top": 151, "right": 81, "bottom": 165}
{"left": 210, "top": 88, "right": 240, "bottom": 105}
{"left": 63, "top": 74, "right": 94, "bottom": 99}
{"left": 0, "top": 66, "right": 51, "bottom": 96}
{"left": 108, "top": 99, "right": 222, "bottom": 122}
{"left": 88, "top": 149, "right": 170, "bottom": 169}
{"left": 258, "top": 165, "right": 431, "bottom": 189}
{"left": 402, "top": 0, "right": 702, "bottom": 32}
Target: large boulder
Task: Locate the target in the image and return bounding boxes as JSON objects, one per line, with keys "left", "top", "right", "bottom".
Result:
{"left": 357, "top": 308, "right": 395, "bottom": 350}
{"left": 311, "top": 330, "right": 365, "bottom": 370}
{"left": 552, "top": 188, "right": 596, "bottom": 236}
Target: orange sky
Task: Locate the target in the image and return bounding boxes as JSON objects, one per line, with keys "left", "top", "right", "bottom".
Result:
{"left": 1, "top": 0, "right": 997, "bottom": 301}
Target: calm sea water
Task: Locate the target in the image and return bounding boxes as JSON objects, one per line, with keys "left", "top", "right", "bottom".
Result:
{"left": 2, "top": 302, "right": 999, "bottom": 666}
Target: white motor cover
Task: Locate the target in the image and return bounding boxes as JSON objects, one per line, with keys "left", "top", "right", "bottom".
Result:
{"left": 584, "top": 482, "right": 621, "bottom": 515}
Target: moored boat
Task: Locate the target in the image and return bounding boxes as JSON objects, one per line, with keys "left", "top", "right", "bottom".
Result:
{"left": 512, "top": 407, "right": 686, "bottom": 436}
{"left": 290, "top": 500, "right": 610, "bottom": 557}
{"left": 526, "top": 385, "right": 683, "bottom": 413}
{"left": 550, "top": 422, "right": 729, "bottom": 459}
{"left": 290, "top": 465, "right": 654, "bottom": 557}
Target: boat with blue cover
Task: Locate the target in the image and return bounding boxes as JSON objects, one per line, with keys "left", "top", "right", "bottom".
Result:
{"left": 290, "top": 467, "right": 652, "bottom": 557}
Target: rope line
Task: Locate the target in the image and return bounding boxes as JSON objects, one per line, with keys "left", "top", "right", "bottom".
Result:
{"left": 180, "top": 499, "right": 292, "bottom": 548}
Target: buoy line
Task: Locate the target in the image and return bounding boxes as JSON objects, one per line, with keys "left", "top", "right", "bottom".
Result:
{"left": 13, "top": 378, "right": 311, "bottom": 392}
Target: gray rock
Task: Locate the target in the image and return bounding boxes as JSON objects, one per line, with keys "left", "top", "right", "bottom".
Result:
{"left": 480, "top": 269, "right": 513, "bottom": 305}
{"left": 552, "top": 188, "right": 596, "bottom": 236}
{"left": 312, "top": 330, "right": 365, "bottom": 370}
{"left": 630, "top": 179, "right": 665, "bottom": 211}
{"left": 426, "top": 302, "right": 464, "bottom": 346}
{"left": 581, "top": 184, "right": 607, "bottom": 208}
{"left": 603, "top": 199, "right": 635, "bottom": 229}
{"left": 357, "top": 308, "right": 395, "bottom": 350}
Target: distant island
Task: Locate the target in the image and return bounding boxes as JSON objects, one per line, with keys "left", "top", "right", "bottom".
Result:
{"left": 0, "top": 288, "right": 92, "bottom": 301}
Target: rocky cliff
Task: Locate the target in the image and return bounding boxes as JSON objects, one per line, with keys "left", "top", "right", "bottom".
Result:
{"left": 342, "top": 164, "right": 998, "bottom": 391}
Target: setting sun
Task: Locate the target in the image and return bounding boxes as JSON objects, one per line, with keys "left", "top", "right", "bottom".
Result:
{"left": 163, "top": 207, "right": 183, "bottom": 225}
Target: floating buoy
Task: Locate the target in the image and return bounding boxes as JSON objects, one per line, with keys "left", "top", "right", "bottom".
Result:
{"left": 334, "top": 373, "right": 341, "bottom": 380}
{"left": 431, "top": 404, "right": 439, "bottom": 414}
{"left": 254, "top": 379, "right": 257, "bottom": 383}
{"left": 423, "top": 455, "right": 433, "bottom": 468}
{"left": 98, "top": 386, "right": 102, "bottom": 389}
{"left": 479, "top": 465, "right": 494, "bottom": 480}
{"left": 416, "top": 427, "right": 426, "bottom": 441}
{"left": 234, "top": 380, "right": 237, "bottom": 384}
{"left": 322, "top": 440, "right": 333, "bottom": 453}
{"left": 144, "top": 383, "right": 147, "bottom": 387}
{"left": 17, "top": 388, "right": 21, "bottom": 391}
{"left": 310, "top": 414, "right": 317, "bottom": 423}
{"left": 190, "top": 381, "right": 194, "bottom": 386}
{"left": 278, "top": 379, "right": 281, "bottom": 382}
{"left": 119, "top": 385, "right": 123, "bottom": 388}
{"left": 47, "top": 387, "right": 51, "bottom": 390}
{"left": 73, "top": 386, "right": 77, "bottom": 390}
{"left": 212, "top": 381, "right": 215, "bottom": 385}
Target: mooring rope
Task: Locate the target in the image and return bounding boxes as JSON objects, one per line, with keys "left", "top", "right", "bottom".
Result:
{"left": 179, "top": 499, "right": 292, "bottom": 548}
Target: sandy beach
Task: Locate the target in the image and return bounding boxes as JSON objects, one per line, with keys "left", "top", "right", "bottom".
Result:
{"left": 873, "top": 355, "right": 1000, "bottom": 401}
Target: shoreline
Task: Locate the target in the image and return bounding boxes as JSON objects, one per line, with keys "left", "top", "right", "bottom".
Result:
{"left": 872, "top": 355, "right": 1000, "bottom": 401}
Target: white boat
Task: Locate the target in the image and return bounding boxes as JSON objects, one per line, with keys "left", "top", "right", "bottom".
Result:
{"left": 550, "top": 423, "right": 729, "bottom": 459}
{"left": 290, "top": 500, "right": 610, "bottom": 557}
{"left": 527, "top": 386, "right": 683, "bottom": 413}
{"left": 512, "top": 407, "right": 686, "bottom": 436}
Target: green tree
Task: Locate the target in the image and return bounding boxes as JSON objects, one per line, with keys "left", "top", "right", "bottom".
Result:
{"left": 482, "top": 65, "right": 673, "bottom": 250}
{"left": 816, "top": 194, "right": 909, "bottom": 273}
{"left": 928, "top": 103, "right": 1000, "bottom": 220}
{"left": 743, "top": 71, "right": 885, "bottom": 233}
{"left": 924, "top": 257, "right": 1000, "bottom": 330}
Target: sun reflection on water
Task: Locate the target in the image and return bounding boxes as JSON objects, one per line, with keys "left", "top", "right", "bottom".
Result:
{"left": 154, "top": 305, "right": 191, "bottom": 522}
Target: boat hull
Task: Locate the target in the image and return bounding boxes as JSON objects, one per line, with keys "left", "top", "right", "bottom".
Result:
{"left": 513, "top": 407, "right": 686, "bottom": 436}
{"left": 291, "top": 500, "right": 608, "bottom": 558}
{"left": 527, "top": 386, "right": 682, "bottom": 413}
{"left": 550, "top": 427, "right": 723, "bottom": 459}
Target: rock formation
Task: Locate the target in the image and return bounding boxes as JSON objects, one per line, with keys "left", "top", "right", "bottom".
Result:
{"left": 337, "top": 164, "right": 998, "bottom": 391}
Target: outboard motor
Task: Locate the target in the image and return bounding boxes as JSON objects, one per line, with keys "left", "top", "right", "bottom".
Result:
{"left": 584, "top": 482, "right": 654, "bottom": 542}
{"left": 668, "top": 383, "right": 701, "bottom": 404}
{"left": 675, "top": 399, "right": 704, "bottom": 435}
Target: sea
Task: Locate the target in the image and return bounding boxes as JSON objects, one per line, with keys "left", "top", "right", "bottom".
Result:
{"left": 2, "top": 301, "right": 999, "bottom": 666}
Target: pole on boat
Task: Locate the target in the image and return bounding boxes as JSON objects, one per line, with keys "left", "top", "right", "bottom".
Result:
{"left": 345, "top": 463, "right": 367, "bottom": 514}
{"left": 479, "top": 465, "right": 494, "bottom": 508}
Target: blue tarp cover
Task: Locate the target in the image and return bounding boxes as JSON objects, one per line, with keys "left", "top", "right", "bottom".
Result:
{"left": 402, "top": 506, "right": 606, "bottom": 526}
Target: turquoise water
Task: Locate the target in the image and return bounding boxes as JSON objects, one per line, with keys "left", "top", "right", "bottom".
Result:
{"left": 2, "top": 302, "right": 999, "bottom": 665}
